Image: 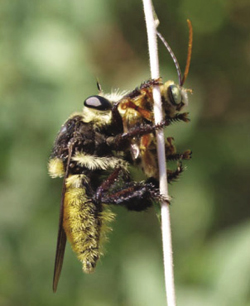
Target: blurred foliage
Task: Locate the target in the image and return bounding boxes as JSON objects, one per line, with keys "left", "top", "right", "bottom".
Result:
{"left": 0, "top": 0, "right": 250, "bottom": 305}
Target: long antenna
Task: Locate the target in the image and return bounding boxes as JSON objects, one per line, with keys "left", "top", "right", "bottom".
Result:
{"left": 181, "top": 19, "right": 193, "bottom": 86}
{"left": 157, "top": 19, "right": 193, "bottom": 86}
{"left": 156, "top": 30, "right": 182, "bottom": 86}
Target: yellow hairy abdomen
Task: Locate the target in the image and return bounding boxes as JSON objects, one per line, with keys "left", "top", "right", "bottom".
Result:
{"left": 63, "top": 187, "right": 115, "bottom": 273}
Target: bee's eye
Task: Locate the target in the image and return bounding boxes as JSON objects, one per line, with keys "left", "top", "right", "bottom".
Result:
{"left": 167, "top": 85, "right": 182, "bottom": 105}
{"left": 84, "top": 95, "right": 112, "bottom": 111}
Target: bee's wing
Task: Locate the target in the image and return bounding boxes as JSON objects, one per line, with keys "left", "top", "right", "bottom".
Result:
{"left": 53, "top": 145, "right": 73, "bottom": 292}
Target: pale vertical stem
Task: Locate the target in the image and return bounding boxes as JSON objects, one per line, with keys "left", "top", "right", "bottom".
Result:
{"left": 142, "top": 1, "right": 176, "bottom": 305}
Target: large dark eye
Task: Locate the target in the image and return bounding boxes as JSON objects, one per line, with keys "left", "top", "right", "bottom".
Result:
{"left": 167, "top": 85, "right": 182, "bottom": 106}
{"left": 83, "top": 95, "right": 112, "bottom": 111}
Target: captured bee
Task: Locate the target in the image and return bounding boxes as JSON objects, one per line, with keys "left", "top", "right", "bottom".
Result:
{"left": 114, "top": 20, "right": 193, "bottom": 180}
{"left": 49, "top": 96, "right": 164, "bottom": 292}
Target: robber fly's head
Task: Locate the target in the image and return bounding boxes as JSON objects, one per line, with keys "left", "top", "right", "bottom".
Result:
{"left": 82, "top": 95, "right": 113, "bottom": 127}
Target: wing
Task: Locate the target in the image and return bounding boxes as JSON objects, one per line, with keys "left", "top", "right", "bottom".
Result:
{"left": 52, "top": 179, "right": 67, "bottom": 292}
{"left": 52, "top": 144, "right": 73, "bottom": 292}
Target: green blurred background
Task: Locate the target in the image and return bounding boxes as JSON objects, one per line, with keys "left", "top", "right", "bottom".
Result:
{"left": 1, "top": 0, "right": 250, "bottom": 305}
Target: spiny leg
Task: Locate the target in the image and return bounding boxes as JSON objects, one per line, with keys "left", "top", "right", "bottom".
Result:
{"left": 94, "top": 167, "right": 128, "bottom": 203}
{"left": 112, "top": 112, "right": 189, "bottom": 150}
{"left": 121, "top": 78, "right": 162, "bottom": 101}
{"left": 93, "top": 165, "right": 163, "bottom": 211}
{"left": 97, "top": 180, "right": 164, "bottom": 211}
{"left": 167, "top": 162, "right": 185, "bottom": 183}
{"left": 167, "top": 150, "right": 192, "bottom": 162}
{"left": 165, "top": 137, "right": 192, "bottom": 161}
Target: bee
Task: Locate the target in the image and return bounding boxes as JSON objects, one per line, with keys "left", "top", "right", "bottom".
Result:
{"left": 114, "top": 19, "right": 193, "bottom": 180}
{"left": 49, "top": 20, "right": 193, "bottom": 292}
{"left": 116, "top": 78, "right": 191, "bottom": 180}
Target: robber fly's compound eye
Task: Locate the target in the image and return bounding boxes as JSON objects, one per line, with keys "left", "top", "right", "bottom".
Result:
{"left": 167, "top": 85, "right": 182, "bottom": 106}
{"left": 84, "top": 95, "right": 112, "bottom": 111}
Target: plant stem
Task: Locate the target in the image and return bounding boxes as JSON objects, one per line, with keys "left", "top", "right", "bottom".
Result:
{"left": 142, "top": 1, "right": 176, "bottom": 305}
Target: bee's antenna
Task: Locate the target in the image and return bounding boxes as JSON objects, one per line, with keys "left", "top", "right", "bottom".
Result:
{"left": 157, "top": 19, "right": 193, "bottom": 86}
{"left": 157, "top": 30, "right": 182, "bottom": 86}
{"left": 181, "top": 19, "right": 193, "bottom": 86}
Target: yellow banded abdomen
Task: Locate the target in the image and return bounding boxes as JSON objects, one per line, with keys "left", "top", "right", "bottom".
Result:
{"left": 63, "top": 185, "right": 115, "bottom": 273}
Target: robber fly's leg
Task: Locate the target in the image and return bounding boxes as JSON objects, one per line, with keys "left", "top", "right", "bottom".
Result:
{"left": 94, "top": 167, "right": 129, "bottom": 203}
{"left": 112, "top": 122, "right": 165, "bottom": 149}
{"left": 139, "top": 78, "right": 163, "bottom": 90}
{"left": 112, "top": 112, "right": 190, "bottom": 149}
{"left": 97, "top": 180, "right": 168, "bottom": 211}
{"left": 121, "top": 78, "right": 163, "bottom": 100}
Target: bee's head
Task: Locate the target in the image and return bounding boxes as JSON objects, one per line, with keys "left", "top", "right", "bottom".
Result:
{"left": 161, "top": 81, "right": 188, "bottom": 117}
{"left": 156, "top": 20, "right": 193, "bottom": 118}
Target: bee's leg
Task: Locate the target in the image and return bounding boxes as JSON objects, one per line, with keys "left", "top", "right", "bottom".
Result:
{"left": 99, "top": 181, "right": 167, "bottom": 211}
{"left": 167, "top": 150, "right": 192, "bottom": 161}
{"left": 169, "top": 112, "right": 190, "bottom": 123}
{"left": 164, "top": 137, "right": 192, "bottom": 161}
{"left": 118, "top": 98, "right": 153, "bottom": 121}
{"left": 164, "top": 136, "right": 176, "bottom": 156}
{"left": 167, "top": 162, "right": 185, "bottom": 183}
{"left": 110, "top": 79, "right": 162, "bottom": 130}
